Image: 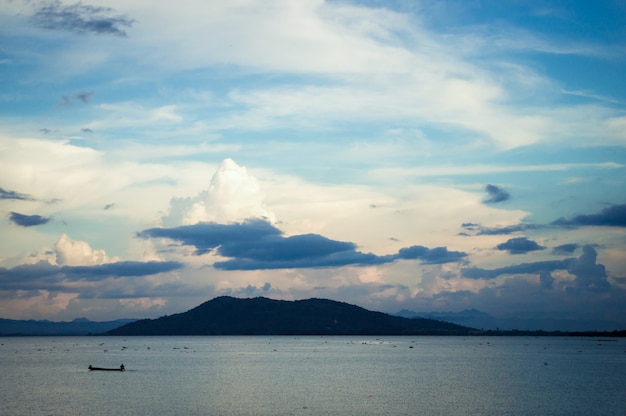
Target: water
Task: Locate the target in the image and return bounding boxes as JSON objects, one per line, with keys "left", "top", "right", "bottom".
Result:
{"left": 1, "top": 336, "right": 624, "bottom": 416}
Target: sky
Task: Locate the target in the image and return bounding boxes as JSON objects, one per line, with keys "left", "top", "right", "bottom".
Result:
{"left": 1, "top": 0, "right": 625, "bottom": 330}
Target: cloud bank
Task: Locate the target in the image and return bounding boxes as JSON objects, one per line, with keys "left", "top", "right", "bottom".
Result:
{"left": 139, "top": 218, "right": 468, "bottom": 270}
{"left": 552, "top": 204, "right": 626, "bottom": 227}
{"left": 462, "top": 245, "right": 611, "bottom": 292}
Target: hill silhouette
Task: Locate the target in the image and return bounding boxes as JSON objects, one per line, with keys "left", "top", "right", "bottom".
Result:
{"left": 107, "top": 296, "right": 473, "bottom": 335}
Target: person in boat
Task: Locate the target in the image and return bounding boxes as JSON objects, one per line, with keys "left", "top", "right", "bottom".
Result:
{"left": 120, "top": 364, "right": 125, "bottom": 371}
{"left": 88, "top": 365, "right": 93, "bottom": 370}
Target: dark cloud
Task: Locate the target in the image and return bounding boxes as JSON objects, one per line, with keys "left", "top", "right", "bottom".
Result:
{"left": 9, "top": 212, "right": 51, "bottom": 227}
{"left": 460, "top": 221, "right": 543, "bottom": 236}
{"left": 552, "top": 243, "right": 579, "bottom": 255}
{"left": 462, "top": 245, "right": 610, "bottom": 292}
{"left": 464, "top": 203, "right": 625, "bottom": 238}
{"left": 397, "top": 245, "right": 468, "bottom": 264}
{"left": 539, "top": 271, "right": 554, "bottom": 289}
{"left": 31, "top": 1, "right": 134, "bottom": 36}
{"left": 139, "top": 219, "right": 283, "bottom": 255}
{"left": 476, "top": 223, "right": 543, "bottom": 235}
{"left": 139, "top": 219, "right": 468, "bottom": 270}
{"left": 57, "top": 91, "right": 94, "bottom": 107}
{"left": 552, "top": 204, "right": 626, "bottom": 227}
{"left": 0, "top": 261, "right": 184, "bottom": 291}
{"left": 462, "top": 259, "right": 569, "bottom": 280}
{"left": 104, "top": 203, "right": 114, "bottom": 210}
{"left": 0, "top": 187, "right": 35, "bottom": 201}
{"left": 75, "top": 91, "right": 94, "bottom": 104}
{"left": 566, "top": 246, "right": 610, "bottom": 292}
{"left": 81, "top": 127, "right": 94, "bottom": 133}
{"left": 496, "top": 237, "right": 545, "bottom": 254}
{"left": 484, "top": 184, "right": 511, "bottom": 204}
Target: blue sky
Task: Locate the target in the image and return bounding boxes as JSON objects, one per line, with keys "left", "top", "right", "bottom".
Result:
{"left": 1, "top": 0, "right": 625, "bottom": 330}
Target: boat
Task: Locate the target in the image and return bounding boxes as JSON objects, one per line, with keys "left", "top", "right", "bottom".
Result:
{"left": 88, "top": 364, "right": 125, "bottom": 372}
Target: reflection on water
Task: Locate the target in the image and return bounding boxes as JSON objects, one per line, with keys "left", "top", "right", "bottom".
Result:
{"left": 1, "top": 336, "right": 625, "bottom": 416}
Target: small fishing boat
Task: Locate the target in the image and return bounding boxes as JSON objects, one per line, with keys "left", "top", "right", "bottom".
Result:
{"left": 88, "top": 364, "right": 125, "bottom": 372}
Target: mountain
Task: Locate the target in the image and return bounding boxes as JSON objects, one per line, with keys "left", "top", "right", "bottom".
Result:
{"left": 0, "top": 317, "right": 137, "bottom": 336}
{"left": 396, "top": 309, "right": 497, "bottom": 329}
{"left": 107, "top": 296, "right": 473, "bottom": 336}
{"left": 396, "top": 309, "right": 624, "bottom": 332}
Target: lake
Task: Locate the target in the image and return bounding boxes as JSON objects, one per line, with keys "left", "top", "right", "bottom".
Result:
{"left": 1, "top": 336, "right": 624, "bottom": 415}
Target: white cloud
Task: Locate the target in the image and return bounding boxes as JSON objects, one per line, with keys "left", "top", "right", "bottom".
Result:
{"left": 54, "top": 233, "right": 118, "bottom": 266}
{"left": 163, "top": 158, "right": 275, "bottom": 226}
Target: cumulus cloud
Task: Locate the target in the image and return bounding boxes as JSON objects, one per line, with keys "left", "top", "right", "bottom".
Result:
{"left": 139, "top": 218, "right": 467, "bottom": 270}
{"left": 9, "top": 212, "right": 51, "bottom": 227}
{"left": 0, "top": 187, "right": 35, "bottom": 201}
{"left": 484, "top": 184, "right": 511, "bottom": 204}
{"left": 55, "top": 234, "right": 116, "bottom": 266}
{"left": 0, "top": 234, "right": 184, "bottom": 299}
{"left": 552, "top": 204, "right": 626, "bottom": 227}
{"left": 462, "top": 245, "right": 610, "bottom": 292}
{"left": 566, "top": 245, "right": 610, "bottom": 291}
{"left": 496, "top": 237, "right": 545, "bottom": 254}
{"left": 30, "top": 1, "right": 134, "bottom": 37}
{"left": 163, "top": 158, "right": 275, "bottom": 226}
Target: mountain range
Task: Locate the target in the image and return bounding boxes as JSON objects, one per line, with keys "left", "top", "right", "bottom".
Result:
{"left": 0, "top": 317, "right": 136, "bottom": 336}
{"left": 395, "top": 309, "right": 625, "bottom": 332}
{"left": 3, "top": 297, "right": 623, "bottom": 336}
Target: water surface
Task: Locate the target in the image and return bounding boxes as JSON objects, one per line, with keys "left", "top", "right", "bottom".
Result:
{"left": 1, "top": 336, "right": 624, "bottom": 415}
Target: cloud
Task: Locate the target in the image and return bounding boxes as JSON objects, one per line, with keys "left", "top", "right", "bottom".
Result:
{"left": 496, "top": 237, "right": 545, "bottom": 254}
{"left": 9, "top": 212, "right": 51, "bottom": 227}
{"left": 57, "top": 91, "right": 95, "bottom": 107}
{"left": 0, "top": 260, "right": 184, "bottom": 291}
{"left": 465, "top": 203, "right": 626, "bottom": 238}
{"left": 566, "top": 245, "right": 610, "bottom": 292}
{"left": 75, "top": 91, "right": 94, "bottom": 104}
{"left": 539, "top": 271, "right": 554, "bottom": 289}
{"left": 0, "top": 188, "right": 35, "bottom": 201}
{"left": 30, "top": 1, "right": 134, "bottom": 37}
{"left": 139, "top": 219, "right": 283, "bottom": 255}
{"left": 462, "top": 259, "right": 569, "bottom": 280}
{"left": 397, "top": 245, "right": 468, "bottom": 264}
{"left": 55, "top": 234, "right": 114, "bottom": 266}
{"left": 461, "top": 222, "right": 543, "bottom": 235}
{"left": 484, "top": 184, "right": 511, "bottom": 203}
{"left": 139, "top": 218, "right": 468, "bottom": 270}
{"left": 462, "top": 245, "right": 610, "bottom": 292}
{"left": 552, "top": 204, "right": 626, "bottom": 227}
{"left": 552, "top": 243, "right": 579, "bottom": 255}
{"left": 163, "top": 158, "right": 275, "bottom": 226}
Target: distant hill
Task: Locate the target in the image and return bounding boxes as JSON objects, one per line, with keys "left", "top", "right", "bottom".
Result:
{"left": 107, "top": 296, "right": 473, "bottom": 336}
{"left": 0, "top": 317, "right": 136, "bottom": 336}
{"left": 396, "top": 309, "right": 625, "bottom": 332}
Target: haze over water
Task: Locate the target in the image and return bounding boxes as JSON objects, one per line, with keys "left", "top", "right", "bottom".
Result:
{"left": 1, "top": 336, "right": 624, "bottom": 416}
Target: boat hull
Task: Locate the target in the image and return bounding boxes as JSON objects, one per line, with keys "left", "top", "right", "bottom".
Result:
{"left": 88, "top": 366, "right": 125, "bottom": 372}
